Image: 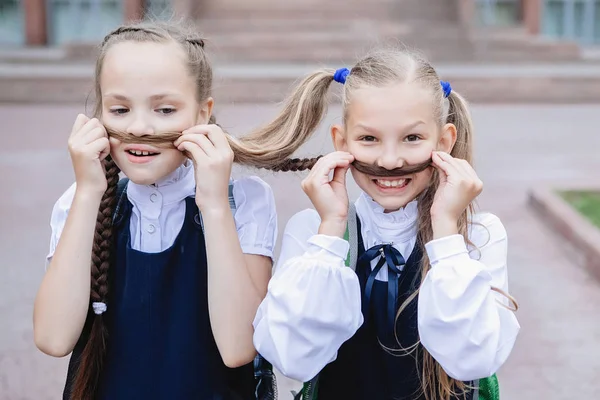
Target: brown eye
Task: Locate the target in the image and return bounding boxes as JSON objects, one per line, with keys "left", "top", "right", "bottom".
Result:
{"left": 405, "top": 134, "right": 420, "bottom": 142}
{"left": 110, "top": 108, "right": 128, "bottom": 115}
{"left": 361, "top": 135, "right": 377, "bottom": 142}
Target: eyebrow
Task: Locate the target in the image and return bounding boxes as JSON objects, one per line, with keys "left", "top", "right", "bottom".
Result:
{"left": 103, "top": 93, "right": 181, "bottom": 101}
{"left": 354, "top": 121, "right": 426, "bottom": 134}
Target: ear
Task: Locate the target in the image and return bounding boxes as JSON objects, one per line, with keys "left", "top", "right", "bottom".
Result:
{"left": 438, "top": 123, "right": 457, "bottom": 153}
{"left": 331, "top": 124, "right": 348, "bottom": 151}
{"left": 197, "top": 97, "right": 214, "bottom": 124}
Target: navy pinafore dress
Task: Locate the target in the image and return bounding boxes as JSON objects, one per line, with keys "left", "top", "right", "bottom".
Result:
{"left": 63, "top": 190, "right": 254, "bottom": 400}
{"left": 317, "top": 218, "right": 473, "bottom": 400}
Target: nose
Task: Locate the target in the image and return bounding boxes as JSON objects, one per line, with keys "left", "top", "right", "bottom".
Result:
{"left": 126, "top": 115, "right": 154, "bottom": 137}
{"left": 376, "top": 145, "right": 404, "bottom": 171}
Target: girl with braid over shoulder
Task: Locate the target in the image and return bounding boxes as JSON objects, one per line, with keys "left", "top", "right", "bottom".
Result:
{"left": 33, "top": 21, "right": 318, "bottom": 400}
{"left": 252, "top": 48, "right": 521, "bottom": 400}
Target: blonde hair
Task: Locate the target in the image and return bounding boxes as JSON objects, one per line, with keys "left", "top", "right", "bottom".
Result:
{"left": 248, "top": 47, "right": 518, "bottom": 399}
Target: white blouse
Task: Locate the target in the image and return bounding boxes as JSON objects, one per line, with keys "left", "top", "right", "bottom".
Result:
{"left": 253, "top": 192, "right": 520, "bottom": 383}
{"left": 46, "top": 161, "right": 278, "bottom": 264}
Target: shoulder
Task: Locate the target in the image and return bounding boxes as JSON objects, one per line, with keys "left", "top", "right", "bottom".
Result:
{"left": 231, "top": 176, "right": 275, "bottom": 205}
{"left": 468, "top": 212, "right": 507, "bottom": 249}
{"left": 283, "top": 208, "right": 321, "bottom": 238}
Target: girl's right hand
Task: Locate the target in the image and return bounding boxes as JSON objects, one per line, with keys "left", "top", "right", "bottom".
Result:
{"left": 301, "top": 151, "right": 354, "bottom": 238}
{"left": 67, "top": 114, "right": 110, "bottom": 196}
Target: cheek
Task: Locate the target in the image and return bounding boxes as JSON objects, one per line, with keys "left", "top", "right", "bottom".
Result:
{"left": 161, "top": 149, "right": 186, "bottom": 165}
{"left": 413, "top": 168, "right": 434, "bottom": 186}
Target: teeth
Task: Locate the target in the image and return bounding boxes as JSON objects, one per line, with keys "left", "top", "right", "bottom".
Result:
{"left": 129, "top": 150, "right": 155, "bottom": 156}
{"left": 376, "top": 179, "right": 407, "bottom": 188}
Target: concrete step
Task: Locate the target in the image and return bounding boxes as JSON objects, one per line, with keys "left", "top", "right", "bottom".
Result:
{"left": 2, "top": 62, "right": 600, "bottom": 105}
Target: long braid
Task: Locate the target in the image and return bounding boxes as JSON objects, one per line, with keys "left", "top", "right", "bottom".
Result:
{"left": 267, "top": 157, "right": 322, "bottom": 172}
{"left": 70, "top": 157, "right": 120, "bottom": 399}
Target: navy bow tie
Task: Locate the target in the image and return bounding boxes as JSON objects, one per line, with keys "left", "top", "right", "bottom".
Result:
{"left": 356, "top": 243, "right": 406, "bottom": 333}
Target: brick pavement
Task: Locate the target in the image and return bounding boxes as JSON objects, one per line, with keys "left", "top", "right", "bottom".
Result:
{"left": 2, "top": 103, "right": 600, "bottom": 399}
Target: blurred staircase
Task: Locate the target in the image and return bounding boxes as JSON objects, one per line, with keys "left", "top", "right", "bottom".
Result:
{"left": 0, "top": 0, "right": 596, "bottom": 104}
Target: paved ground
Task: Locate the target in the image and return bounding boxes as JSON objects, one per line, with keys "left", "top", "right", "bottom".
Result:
{"left": 2, "top": 103, "right": 600, "bottom": 399}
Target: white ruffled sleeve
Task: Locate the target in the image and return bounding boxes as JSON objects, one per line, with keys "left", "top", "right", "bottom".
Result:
{"left": 232, "top": 176, "right": 278, "bottom": 259}
{"left": 418, "top": 212, "right": 520, "bottom": 381}
{"left": 45, "top": 183, "right": 77, "bottom": 267}
{"left": 252, "top": 209, "right": 363, "bottom": 382}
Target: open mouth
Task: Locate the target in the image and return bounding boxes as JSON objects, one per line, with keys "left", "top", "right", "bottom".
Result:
{"left": 126, "top": 149, "right": 160, "bottom": 157}
{"left": 373, "top": 178, "right": 411, "bottom": 189}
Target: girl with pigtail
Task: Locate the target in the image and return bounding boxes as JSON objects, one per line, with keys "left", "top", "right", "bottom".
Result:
{"left": 33, "top": 20, "right": 319, "bottom": 400}
{"left": 252, "top": 48, "right": 520, "bottom": 400}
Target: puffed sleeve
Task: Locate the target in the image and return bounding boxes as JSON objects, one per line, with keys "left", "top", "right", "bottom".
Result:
{"left": 253, "top": 209, "right": 363, "bottom": 382}
{"left": 418, "top": 212, "right": 520, "bottom": 381}
{"left": 45, "top": 183, "right": 77, "bottom": 268}
{"left": 232, "top": 176, "right": 278, "bottom": 259}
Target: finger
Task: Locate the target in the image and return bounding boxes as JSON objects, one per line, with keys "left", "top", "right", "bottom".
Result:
{"left": 179, "top": 125, "right": 216, "bottom": 145}
{"left": 80, "top": 117, "right": 103, "bottom": 134}
{"left": 315, "top": 158, "right": 351, "bottom": 183}
{"left": 82, "top": 126, "right": 108, "bottom": 145}
{"left": 176, "top": 133, "right": 216, "bottom": 157}
{"left": 109, "top": 137, "right": 120, "bottom": 147}
{"left": 329, "top": 151, "right": 355, "bottom": 163}
{"left": 173, "top": 130, "right": 209, "bottom": 147}
{"left": 202, "top": 125, "right": 231, "bottom": 149}
{"left": 88, "top": 137, "right": 110, "bottom": 159}
{"left": 431, "top": 151, "right": 460, "bottom": 178}
{"left": 70, "top": 114, "right": 91, "bottom": 137}
{"left": 178, "top": 141, "right": 208, "bottom": 164}
{"left": 331, "top": 164, "right": 351, "bottom": 186}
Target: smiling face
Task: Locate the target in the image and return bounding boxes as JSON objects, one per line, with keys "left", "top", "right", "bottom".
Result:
{"left": 332, "top": 81, "right": 456, "bottom": 212}
{"left": 99, "top": 40, "right": 213, "bottom": 185}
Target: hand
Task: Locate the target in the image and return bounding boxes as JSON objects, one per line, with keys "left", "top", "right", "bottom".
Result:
{"left": 430, "top": 151, "right": 483, "bottom": 234}
{"left": 174, "top": 124, "right": 234, "bottom": 212}
{"left": 301, "top": 151, "right": 354, "bottom": 237}
{"left": 67, "top": 114, "right": 110, "bottom": 197}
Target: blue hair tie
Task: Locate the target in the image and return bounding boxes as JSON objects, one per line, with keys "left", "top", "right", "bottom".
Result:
{"left": 333, "top": 68, "right": 350, "bottom": 84}
{"left": 440, "top": 80, "right": 452, "bottom": 98}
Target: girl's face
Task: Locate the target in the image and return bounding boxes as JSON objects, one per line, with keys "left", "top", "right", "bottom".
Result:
{"left": 332, "top": 82, "right": 456, "bottom": 212}
{"left": 100, "top": 41, "right": 212, "bottom": 185}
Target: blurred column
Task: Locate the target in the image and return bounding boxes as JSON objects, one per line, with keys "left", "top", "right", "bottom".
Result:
{"left": 457, "top": 0, "right": 476, "bottom": 27}
{"left": 173, "top": 0, "right": 193, "bottom": 17}
{"left": 523, "top": 0, "right": 541, "bottom": 35}
{"left": 23, "top": 0, "right": 47, "bottom": 45}
{"left": 124, "top": 0, "right": 146, "bottom": 22}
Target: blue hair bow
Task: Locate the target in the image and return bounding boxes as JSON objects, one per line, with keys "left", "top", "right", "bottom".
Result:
{"left": 440, "top": 80, "right": 452, "bottom": 98}
{"left": 333, "top": 68, "right": 350, "bottom": 84}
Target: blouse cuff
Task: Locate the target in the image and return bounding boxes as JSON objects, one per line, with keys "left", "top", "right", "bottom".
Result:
{"left": 306, "top": 234, "right": 350, "bottom": 262}
{"left": 425, "top": 234, "right": 471, "bottom": 264}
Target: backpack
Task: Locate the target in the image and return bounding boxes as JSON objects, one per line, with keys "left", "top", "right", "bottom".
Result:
{"left": 293, "top": 203, "right": 500, "bottom": 400}
{"left": 115, "top": 178, "right": 277, "bottom": 400}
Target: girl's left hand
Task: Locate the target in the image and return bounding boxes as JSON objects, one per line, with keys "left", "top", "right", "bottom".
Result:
{"left": 430, "top": 151, "right": 483, "bottom": 225}
{"left": 174, "top": 124, "right": 234, "bottom": 212}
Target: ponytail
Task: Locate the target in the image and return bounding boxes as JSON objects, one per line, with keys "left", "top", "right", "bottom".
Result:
{"left": 230, "top": 70, "right": 337, "bottom": 170}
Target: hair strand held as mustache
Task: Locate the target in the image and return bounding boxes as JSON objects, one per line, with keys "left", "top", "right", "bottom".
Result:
{"left": 351, "top": 158, "right": 432, "bottom": 177}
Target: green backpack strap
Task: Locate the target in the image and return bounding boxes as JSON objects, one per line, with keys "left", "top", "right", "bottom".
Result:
{"left": 476, "top": 374, "right": 500, "bottom": 400}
